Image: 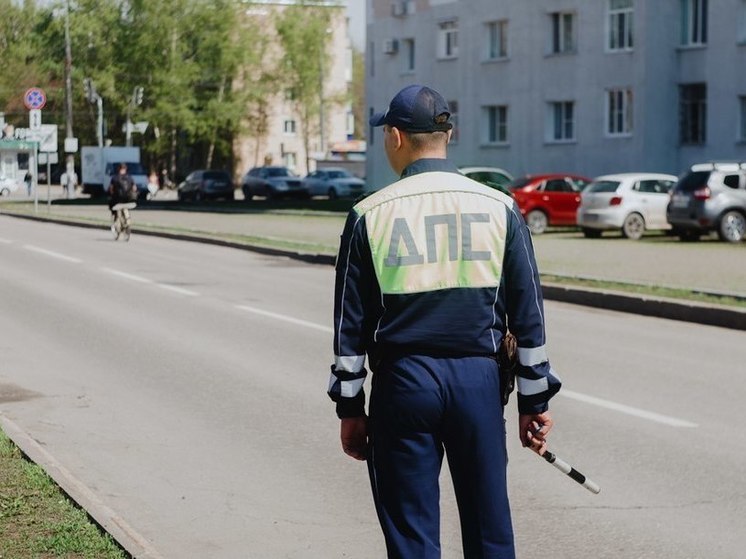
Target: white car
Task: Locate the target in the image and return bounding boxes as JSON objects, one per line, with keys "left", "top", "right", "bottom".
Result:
{"left": 302, "top": 167, "right": 365, "bottom": 199}
{"left": 577, "top": 173, "right": 678, "bottom": 240}
{"left": 459, "top": 166, "right": 514, "bottom": 194}
{"left": 0, "top": 176, "right": 21, "bottom": 196}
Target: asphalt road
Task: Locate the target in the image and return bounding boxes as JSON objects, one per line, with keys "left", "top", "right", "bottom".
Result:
{"left": 1, "top": 216, "right": 745, "bottom": 558}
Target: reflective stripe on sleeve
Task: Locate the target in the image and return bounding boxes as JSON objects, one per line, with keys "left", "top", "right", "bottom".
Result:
{"left": 335, "top": 354, "right": 366, "bottom": 372}
{"left": 517, "top": 345, "right": 548, "bottom": 366}
{"left": 517, "top": 376, "right": 549, "bottom": 396}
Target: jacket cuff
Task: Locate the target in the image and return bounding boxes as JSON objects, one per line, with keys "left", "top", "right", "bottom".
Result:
{"left": 335, "top": 391, "right": 366, "bottom": 418}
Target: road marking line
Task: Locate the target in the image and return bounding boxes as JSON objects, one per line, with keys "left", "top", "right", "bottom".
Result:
{"left": 24, "top": 244, "right": 82, "bottom": 263}
{"left": 102, "top": 268, "right": 152, "bottom": 284}
{"left": 158, "top": 284, "right": 198, "bottom": 297}
{"left": 0, "top": 238, "right": 12, "bottom": 244}
{"left": 236, "top": 305, "right": 333, "bottom": 333}
{"left": 560, "top": 389, "right": 698, "bottom": 428}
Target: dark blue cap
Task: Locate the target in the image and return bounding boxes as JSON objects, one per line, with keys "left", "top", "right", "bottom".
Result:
{"left": 369, "top": 84, "right": 452, "bottom": 133}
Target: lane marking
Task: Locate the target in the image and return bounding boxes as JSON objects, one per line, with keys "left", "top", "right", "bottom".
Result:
{"left": 102, "top": 268, "right": 199, "bottom": 297}
{"left": 158, "top": 284, "right": 198, "bottom": 297}
{"left": 102, "top": 268, "right": 152, "bottom": 284}
{"left": 236, "top": 305, "right": 333, "bottom": 333}
{"left": 24, "top": 244, "right": 82, "bottom": 263}
{"left": 0, "top": 238, "right": 12, "bottom": 244}
{"left": 560, "top": 389, "right": 698, "bottom": 428}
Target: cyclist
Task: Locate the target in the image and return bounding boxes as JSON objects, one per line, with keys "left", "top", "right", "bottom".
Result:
{"left": 108, "top": 163, "right": 138, "bottom": 240}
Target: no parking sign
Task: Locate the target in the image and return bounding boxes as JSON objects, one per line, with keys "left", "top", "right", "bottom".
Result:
{"left": 23, "top": 88, "right": 47, "bottom": 111}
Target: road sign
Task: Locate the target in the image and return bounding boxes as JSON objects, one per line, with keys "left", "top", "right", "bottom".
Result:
{"left": 23, "top": 88, "right": 47, "bottom": 110}
{"left": 29, "top": 109, "right": 42, "bottom": 130}
{"left": 14, "top": 124, "right": 57, "bottom": 152}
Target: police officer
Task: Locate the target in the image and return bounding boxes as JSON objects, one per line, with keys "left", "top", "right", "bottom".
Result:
{"left": 327, "top": 84, "right": 562, "bottom": 558}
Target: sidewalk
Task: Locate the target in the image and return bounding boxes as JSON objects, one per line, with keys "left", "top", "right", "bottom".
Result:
{"left": 2, "top": 187, "right": 745, "bottom": 330}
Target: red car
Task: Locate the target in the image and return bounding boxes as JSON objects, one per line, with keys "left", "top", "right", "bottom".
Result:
{"left": 509, "top": 174, "right": 592, "bottom": 234}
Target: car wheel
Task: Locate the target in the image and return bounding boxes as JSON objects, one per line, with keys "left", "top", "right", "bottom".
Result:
{"left": 526, "top": 210, "right": 548, "bottom": 235}
{"left": 717, "top": 211, "right": 746, "bottom": 243}
{"left": 327, "top": 187, "right": 338, "bottom": 200}
{"left": 242, "top": 187, "right": 253, "bottom": 201}
{"left": 582, "top": 227, "right": 602, "bottom": 239}
{"left": 621, "top": 213, "right": 645, "bottom": 240}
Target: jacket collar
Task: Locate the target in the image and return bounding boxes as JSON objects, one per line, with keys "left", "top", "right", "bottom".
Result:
{"left": 400, "top": 158, "right": 461, "bottom": 179}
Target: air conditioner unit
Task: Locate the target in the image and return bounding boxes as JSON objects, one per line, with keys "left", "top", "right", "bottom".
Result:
{"left": 383, "top": 39, "right": 399, "bottom": 54}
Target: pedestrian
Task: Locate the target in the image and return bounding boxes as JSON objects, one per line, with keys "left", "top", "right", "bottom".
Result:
{"left": 327, "top": 84, "right": 562, "bottom": 558}
{"left": 60, "top": 168, "right": 78, "bottom": 198}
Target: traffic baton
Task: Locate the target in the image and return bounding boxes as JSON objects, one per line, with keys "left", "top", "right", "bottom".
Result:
{"left": 541, "top": 449, "right": 600, "bottom": 494}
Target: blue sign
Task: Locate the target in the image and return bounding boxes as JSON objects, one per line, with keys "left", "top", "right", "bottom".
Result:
{"left": 23, "top": 88, "right": 47, "bottom": 110}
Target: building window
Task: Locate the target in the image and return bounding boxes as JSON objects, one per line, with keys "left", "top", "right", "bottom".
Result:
{"left": 550, "top": 12, "right": 576, "bottom": 54}
{"left": 679, "top": 83, "right": 706, "bottom": 144}
{"left": 681, "top": 0, "right": 708, "bottom": 46}
{"left": 449, "top": 100, "right": 459, "bottom": 143}
{"left": 438, "top": 20, "right": 459, "bottom": 59}
{"left": 739, "top": 96, "right": 746, "bottom": 141}
{"left": 606, "top": 89, "right": 633, "bottom": 135}
{"left": 548, "top": 101, "right": 575, "bottom": 141}
{"left": 402, "top": 38, "right": 415, "bottom": 72}
{"left": 486, "top": 20, "right": 508, "bottom": 60}
{"left": 283, "top": 120, "right": 297, "bottom": 135}
{"left": 484, "top": 105, "right": 508, "bottom": 144}
{"left": 608, "top": 0, "right": 634, "bottom": 51}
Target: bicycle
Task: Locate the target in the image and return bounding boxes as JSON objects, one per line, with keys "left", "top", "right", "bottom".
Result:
{"left": 111, "top": 202, "right": 137, "bottom": 241}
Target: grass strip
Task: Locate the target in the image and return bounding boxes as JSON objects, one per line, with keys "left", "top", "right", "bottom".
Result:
{"left": 0, "top": 428, "right": 127, "bottom": 559}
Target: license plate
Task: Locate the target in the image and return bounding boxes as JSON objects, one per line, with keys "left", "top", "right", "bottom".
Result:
{"left": 672, "top": 195, "right": 689, "bottom": 208}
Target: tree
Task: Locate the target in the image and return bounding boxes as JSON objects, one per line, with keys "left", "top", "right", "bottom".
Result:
{"left": 274, "top": 1, "right": 336, "bottom": 172}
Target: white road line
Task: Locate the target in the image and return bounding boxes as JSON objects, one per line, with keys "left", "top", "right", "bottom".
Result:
{"left": 158, "top": 284, "right": 198, "bottom": 297}
{"left": 0, "top": 238, "right": 12, "bottom": 244}
{"left": 236, "top": 305, "right": 333, "bottom": 333}
{"left": 24, "top": 244, "right": 82, "bottom": 263}
{"left": 102, "top": 268, "right": 153, "bottom": 284}
{"left": 560, "top": 389, "right": 698, "bottom": 428}
{"left": 102, "top": 268, "right": 199, "bottom": 297}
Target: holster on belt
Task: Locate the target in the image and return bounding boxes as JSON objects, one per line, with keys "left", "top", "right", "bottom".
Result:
{"left": 496, "top": 332, "right": 518, "bottom": 406}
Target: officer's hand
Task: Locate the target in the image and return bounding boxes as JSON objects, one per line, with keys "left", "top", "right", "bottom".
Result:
{"left": 519, "top": 411, "right": 553, "bottom": 456}
{"left": 340, "top": 416, "right": 368, "bottom": 461}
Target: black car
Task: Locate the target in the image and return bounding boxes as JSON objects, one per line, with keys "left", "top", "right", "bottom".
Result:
{"left": 177, "top": 170, "right": 235, "bottom": 201}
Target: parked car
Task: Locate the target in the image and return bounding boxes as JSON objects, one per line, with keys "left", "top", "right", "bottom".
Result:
{"left": 177, "top": 170, "right": 235, "bottom": 201}
{"left": 303, "top": 167, "right": 365, "bottom": 199}
{"left": 509, "top": 174, "right": 592, "bottom": 234}
{"left": 0, "top": 175, "right": 21, "bottom": 196}
{"left": 459, "top": 166, "right": 514, "bottom": 195}
{"left": 241, "top": 166, "right": 308, "bottom": 200}
{"left": 577, "top": 173, "right": 677, "bottom": 240}
{"left": 666, "top": 162, "right": 746, "bottom": 243}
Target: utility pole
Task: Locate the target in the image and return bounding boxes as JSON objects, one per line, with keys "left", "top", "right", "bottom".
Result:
{"left": 63, "top": 0, "right": 76, "bottom": 199}
{"left": 83, "top": 77, "right": 103, "bottom": 147}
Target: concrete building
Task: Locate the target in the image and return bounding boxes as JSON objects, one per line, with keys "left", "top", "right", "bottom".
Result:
{"left": 235, "top": 0, "right": 355, "bottom": 177}
{"left": 365, "top": 0, "right": 746, "bottom": 189}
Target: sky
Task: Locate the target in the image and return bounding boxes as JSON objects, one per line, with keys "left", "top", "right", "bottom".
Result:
{"left": 346, "top": 1, "right": 365, "bottom": 50}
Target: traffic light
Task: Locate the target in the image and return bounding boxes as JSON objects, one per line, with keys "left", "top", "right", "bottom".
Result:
{"left": 83, "top": 78, "right": 98, "bottom": 104}
{"left": 134, "top": 86, "right": 144, "bottom": 106}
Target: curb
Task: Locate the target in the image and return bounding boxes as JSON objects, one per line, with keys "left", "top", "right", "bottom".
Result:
{"left": 0, "top": 413, "right": 164, "bottom": 559}
{"left": 3, "top": 210, "right": 744, "bottom": 331}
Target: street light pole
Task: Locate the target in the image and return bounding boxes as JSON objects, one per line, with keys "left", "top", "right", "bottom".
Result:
{"left": 63, "top": 0, "right": 76, "bottom": 199}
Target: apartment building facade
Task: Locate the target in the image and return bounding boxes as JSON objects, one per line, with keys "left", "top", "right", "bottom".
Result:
{"left": 365, "top": 0, "right": 746, "bottom": 189}
{"left": 235, "top": 0, "right": 354, "bottom": 176}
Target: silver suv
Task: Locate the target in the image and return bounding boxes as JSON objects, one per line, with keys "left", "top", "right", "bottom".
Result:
{"left": 666, "top": 163, "right": 746, "bottom": 242}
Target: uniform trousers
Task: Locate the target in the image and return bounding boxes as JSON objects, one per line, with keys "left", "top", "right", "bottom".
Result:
{"left": 367, "top": 354, "right": 515, "bottom": 559}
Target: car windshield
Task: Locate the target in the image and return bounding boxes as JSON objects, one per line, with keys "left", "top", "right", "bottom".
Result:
{"left": 586, "top": 180, "right": 621, "bottom": 193}
{"left": 204, "top": 171, "right": 229, "bottom": 180}
{"left": 509, "top": 177, "right": 533, "bottom": 189}
{"left": 327, "top": 170, "right": 352, "bottom": 179}
{"left": 675, "top": 171, "right": 710, "bottom": 192}
{"left": 267, "top": 168, "right": 294, "bottom": 177}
